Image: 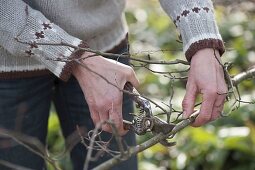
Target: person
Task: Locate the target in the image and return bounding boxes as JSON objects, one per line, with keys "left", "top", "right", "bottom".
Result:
{"left": 0, "top": 0, "right": 227, "bottom": 170}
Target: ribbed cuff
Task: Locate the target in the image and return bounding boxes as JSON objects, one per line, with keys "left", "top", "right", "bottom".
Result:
{"left": 59, "top": 41, "right": 89, "bottom": 81}
{"left": 185, "top": 39, "right": 225, "bottom": 62}
{"left": 9, "top": 6, "right": 87, "bottom": 82}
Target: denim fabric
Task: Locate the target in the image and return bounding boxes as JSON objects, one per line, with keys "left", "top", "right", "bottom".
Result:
{"left": 0, "top": 46, "right": 137, "bottom": 170}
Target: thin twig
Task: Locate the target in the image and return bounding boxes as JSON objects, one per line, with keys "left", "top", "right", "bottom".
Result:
{"left": 15, "top": 38, "right": 189, "bottom": 65}
{"left": 106, "top": 120, "right": 125, "bottom": 159}
{"left": 93, "top": 112, "right": 199, "bottom": 170}
{"left": 0, "top": 128, "right": 61, "bottom": 170}
{"left": 83, "top": 122, "right": 101, "bottom": 170}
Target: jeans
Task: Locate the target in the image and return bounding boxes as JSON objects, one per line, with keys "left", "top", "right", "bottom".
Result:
{"left": 0, "top": 46, "right": 137, "bottom": 170}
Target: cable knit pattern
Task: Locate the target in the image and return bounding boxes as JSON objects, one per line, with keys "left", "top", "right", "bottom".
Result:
{"left": 159, "top": 0, "right": 225, "bottom": 61}
{"left": 0, "top": 0, "right": 224, "bottom": 80}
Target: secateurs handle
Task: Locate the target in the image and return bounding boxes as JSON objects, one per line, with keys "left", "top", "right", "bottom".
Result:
{"left": 124, "top": 82, "right": 152, "bottom": 117}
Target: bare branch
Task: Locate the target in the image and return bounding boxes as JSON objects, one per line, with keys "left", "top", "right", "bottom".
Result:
{"left": 93, "top": 112, "right": 199, "bottom": 170}
{"left": 232, "top": 67, "right": 255, "bottom": 86}
{"left": 83, "top": 121, "right": 103, "bottom": 170}
{"left": 0, "top": 128, "right": 61, "bottom": 170}
{"left": 15, "top": 38, "right": 189, "bottom": 65}
{"left": 107, "top": 120, "right": 126, "bottom": 158}
{"left": 13, "top": 36, "right": 255, "bottom": 170}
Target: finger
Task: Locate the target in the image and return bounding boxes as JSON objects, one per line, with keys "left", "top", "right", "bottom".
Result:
{"left": 211, "top": 104, "right": 224, "bottom": 121}
{"left": 109, "top": 102, "right": 127, "bottom": 136}
{"left": 211, "top": 60, "right": 227, "bottom": 121}
{"left": 182, "top": 81, "right": 197, "bottom": 119}
{"left": 211, "top": 93, "right": 226, "bottom": 121}
{"left": 192, "top": 90, "right": 217, "bottom": 127}
{"left": 98, "top": 110, "right": 111, "bottom": 132}
{"left": 126, "top": 69, "right": 139, "bottom": 88}
{"left": 89, "top": 108, "right": 100, "bottom": 126}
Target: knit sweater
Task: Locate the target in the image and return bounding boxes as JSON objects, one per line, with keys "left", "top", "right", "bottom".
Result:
{"left": 0, "top": 0, "right": 224, "bottom": 81}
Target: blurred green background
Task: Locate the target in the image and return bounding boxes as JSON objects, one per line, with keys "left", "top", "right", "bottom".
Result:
{"left": 46, "top": 1, "right": 255, "bottom": 170}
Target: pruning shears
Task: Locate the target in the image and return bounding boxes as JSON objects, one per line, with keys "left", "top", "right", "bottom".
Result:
{"left": 123, "top": 82, "right": 176, "bottom": 146}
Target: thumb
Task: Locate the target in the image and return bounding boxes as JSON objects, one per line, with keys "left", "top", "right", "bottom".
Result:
{"left": 126, "top": 69, "right": 139, "bottom": 88}
{"left": 182, "top": 82, "right": 197, "bottom": 119}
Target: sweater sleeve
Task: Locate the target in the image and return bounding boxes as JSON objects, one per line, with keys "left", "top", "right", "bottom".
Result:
{"left": 0, "top": 0, "right": 84, "bottom": 81}
{"left": 159, "top": 0, "right": 225, "bottom": 61}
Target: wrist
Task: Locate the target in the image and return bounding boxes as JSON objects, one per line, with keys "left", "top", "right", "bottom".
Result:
{"left": 72, "top": 52, "right": 102, "bottom": 78}
{"left": 190, "top": 48, "right": 221, "bottom": 67}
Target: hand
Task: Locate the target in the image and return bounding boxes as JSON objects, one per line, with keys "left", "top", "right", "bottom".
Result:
{"left": 182, "top": 48, "right": 227, "bottom": 127}
{"left": 72, "top": 52, "right": 139, "bottom": 135}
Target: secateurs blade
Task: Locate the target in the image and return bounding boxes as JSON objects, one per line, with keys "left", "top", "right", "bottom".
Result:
{"left": 123, "top": 82, "right": 176, "bottom": 146}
